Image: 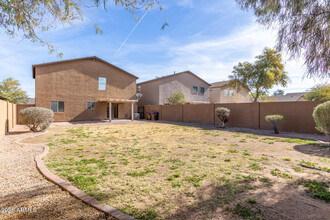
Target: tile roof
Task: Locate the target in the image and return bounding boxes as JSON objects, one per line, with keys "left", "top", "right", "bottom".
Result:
{"left": 210, "top": 80, "right": 230, "bottom": 88}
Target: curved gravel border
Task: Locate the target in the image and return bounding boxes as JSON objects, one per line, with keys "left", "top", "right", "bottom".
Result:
{"left": 34, "top": 144, "right": 136, "bottom": 220}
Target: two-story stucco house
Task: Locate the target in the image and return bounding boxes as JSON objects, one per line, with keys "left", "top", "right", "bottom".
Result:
{"left": 32, "top": 56, "right": 138, "bottom": 122}
{"left": 209, "top": 81, "right": 250, "bottom": 103}
{"left": 137, "top": 71, "right": 211, "bottom": 105}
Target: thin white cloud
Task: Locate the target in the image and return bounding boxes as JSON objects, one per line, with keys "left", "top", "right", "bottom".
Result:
{"left": 115, "top": 7, "right": 150, "bottom": 55}
{"left": 177, "top": 0, "right": 194, "bottom": 8}
{"left": 119, "top": 23, "right": 326, "bottom": 93}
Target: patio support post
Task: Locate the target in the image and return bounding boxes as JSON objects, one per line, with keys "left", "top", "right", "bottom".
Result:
{"left": 109, "top": 102, "right": 112, "bottom": 122}
{"left": 131, "top": 102, "right": 134, "bottom": 121}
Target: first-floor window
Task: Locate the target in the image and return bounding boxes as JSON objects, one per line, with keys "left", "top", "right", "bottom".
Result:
{"left": 192, "top": 86, "right": 198, "bottom": 94}
{"left": 87, "top": 102, "right": 96, "bottom": 110}
{"left": 229, "top": 90, "right": 234, "bottom": 96}
{"left": 51, "top": 101, "right": 64, "bottom": 112}
{"left": 224, "top": 90, "right": 229, "bottom": 96}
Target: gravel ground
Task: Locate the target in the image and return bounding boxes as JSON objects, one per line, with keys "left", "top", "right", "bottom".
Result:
{"left": 0, "top": 128, "right": 114, "bottom": 220}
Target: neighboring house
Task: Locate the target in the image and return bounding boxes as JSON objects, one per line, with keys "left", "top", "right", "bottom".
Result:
{"left": 32, "top": 56, "right": 138, "bottom": 122}
{"left": 137, "top": 70, "right": 210, "bottom": 105}
{"left": 0, "top": 96, "right": 7, "bottom": 101}
{"left": 266, "top": 92, "right": 306, "bottom": 102}
{"left": 209, "top": 81, "right": 250, "bottom": 103}
{"left": 19, "top": 98, "right": 35, "bottom": 105}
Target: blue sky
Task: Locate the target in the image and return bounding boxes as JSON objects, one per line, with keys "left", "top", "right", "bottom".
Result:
{"left": 0, "top": 0, "right": 327, "bottom": 98}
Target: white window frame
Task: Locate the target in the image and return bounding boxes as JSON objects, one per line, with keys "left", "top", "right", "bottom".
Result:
{"left": 224, "top": 90, "right": 229, "bottom": 96}
{"left": 229, "top": 90, "right": 234, "bottom": 96}
{"left": 98, "top": 77, "right": 107, "bottom": 90}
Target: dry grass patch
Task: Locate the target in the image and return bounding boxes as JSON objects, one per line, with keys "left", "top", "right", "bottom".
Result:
{"left": 29, "top": 123, "right": 330, "bottom": 219}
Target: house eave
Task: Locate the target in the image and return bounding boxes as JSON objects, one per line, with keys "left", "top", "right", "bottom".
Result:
{"left": 32, "top": 56, "right": 138, "bottom": 79}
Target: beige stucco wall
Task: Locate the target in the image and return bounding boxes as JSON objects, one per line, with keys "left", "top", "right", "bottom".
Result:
{"left": 0, "top": 100, "right": 17, "bottom": 139}
{"left": 0, "top": 100, "right": 7, "bottom": 138}
{"left": 297, "top": 96, "right": 306, "bottom": 101}
{"left": 138, "top": 81, "right": 160, "bottom": 106}
{"left": 209, "top": 87, "right": 222, "bottom": 103}
{"left": 210, "top": 85, "right": 250, "bottom": 103}
{"left": 138, "top": 72, "right": 210, "bottom": 105}
{"left": 35, "top": 59, "right": 137, "bottom": 122}
{"left": 7, "top": 103, "right": 13, "bottom": 132}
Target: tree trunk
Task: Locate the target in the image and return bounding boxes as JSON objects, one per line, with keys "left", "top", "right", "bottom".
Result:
{"left": 219, "top": 121, "right": 226, "bottom": 128}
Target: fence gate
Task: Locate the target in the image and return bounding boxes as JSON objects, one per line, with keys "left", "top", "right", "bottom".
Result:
{"left": 138, "top": 106, "right": 144, "bottom": 119}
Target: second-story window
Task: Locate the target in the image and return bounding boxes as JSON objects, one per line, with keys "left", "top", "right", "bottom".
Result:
{"left": 200, "top": 87, "right": 205, "bottom": 95}
{"left": 98, "top": 77, "right": 106, "bottom": 90}
{"left": 192, "top": 86, "right": 198, "bottom": 95}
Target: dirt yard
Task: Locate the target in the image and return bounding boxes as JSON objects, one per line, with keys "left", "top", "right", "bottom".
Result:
{"left": 24, "top": 122, "right": 330, "bottom": 219}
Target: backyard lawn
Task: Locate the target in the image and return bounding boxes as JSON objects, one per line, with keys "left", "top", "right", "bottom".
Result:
{"left": 28, "top": 122, "right": 329, "bottom": 219}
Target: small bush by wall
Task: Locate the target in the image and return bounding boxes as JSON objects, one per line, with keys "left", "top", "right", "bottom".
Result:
{"left": 312, "top": 101, "right": 330, "bottom": 136}
{"left": 20, "top": 107, "right": 54, "bottom": 132}
{"left": 265, "top": 115, "right": 284, "bottom": 134}
{"left": 215, "top": 107, "right": 230, "bottom": 128}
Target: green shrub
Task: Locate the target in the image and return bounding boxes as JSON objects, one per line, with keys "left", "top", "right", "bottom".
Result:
{"left": 167, "top": 92, "right": 185, "bottom": 105}
{"left": 215, "top": 107, "right": 230, "bottom": 128}
{"left": 297, "top": 179, "right": 330, "bottom": 202}
{"left": 312, "top": 101, "right": 330, "bottom": 136}
{"left": 265, "top": 115, "right": 284, "bottom": 134}
{"left": 20, "top": 107, "right": 53, "bottom": 132}
{"left": 305, "top": 84, "right": 330, "bottom": 101}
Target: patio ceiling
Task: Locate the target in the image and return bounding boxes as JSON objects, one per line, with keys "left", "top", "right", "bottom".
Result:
{"left": 97, "top": 98, "right": 138, "bottom": 103}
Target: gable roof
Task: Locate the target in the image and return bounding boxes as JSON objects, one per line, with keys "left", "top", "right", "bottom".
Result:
{"left": 19, "top": 98, "right": 35, "bottom": 105}
{"left": 32, "top": 56, "right": 138, "bottom": 79}
{"left": 267, "top": 92, "right": 306, "bottom": 102}
{"left": 210, "top": 80, "right": 230, "bottom": 88}
{"left": 137, "top": 70, "right": 211, "bottom": 86}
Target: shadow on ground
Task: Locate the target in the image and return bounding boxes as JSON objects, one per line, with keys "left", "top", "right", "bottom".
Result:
{"left": 293, "top": 144, "right": 330, "bottom": 158}
{"left": 0, "top": 185, "right": 114, "bottom": 220}
{"left": 7, "top": 130, "right": 31, "bottom": 135}
{"left": 152, "top": 120, "right": 330, "bottom": 142}
{"left": 166, "top": 177, "right": 329, "bottom": 220}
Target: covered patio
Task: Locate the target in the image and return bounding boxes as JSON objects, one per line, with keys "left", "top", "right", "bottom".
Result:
{"left": 97, "top": 98, "right": 138, "bottom": 122}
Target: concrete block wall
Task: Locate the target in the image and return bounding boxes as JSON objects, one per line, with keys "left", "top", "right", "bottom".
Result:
{"left": 144, "top": 101, "right": 326, "bottom": 134}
